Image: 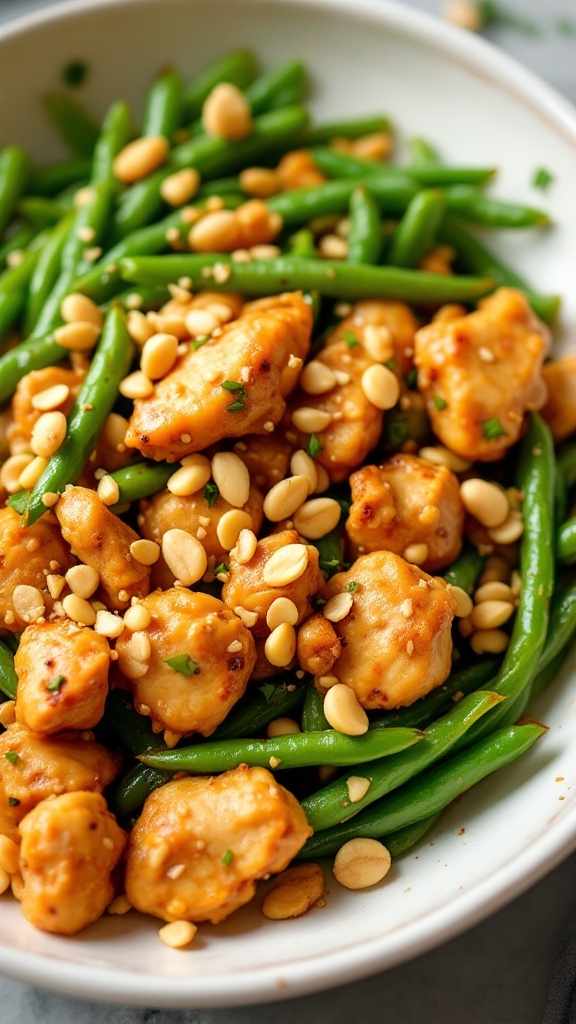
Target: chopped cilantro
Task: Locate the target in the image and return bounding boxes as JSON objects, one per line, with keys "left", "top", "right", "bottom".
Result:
{"left": 214, "top": 562, "right": 229, "bottom": 577}
{"left": 481, "top": 418, "right": 507, "bottom": 440}
{"left": 221, "top": 380, "right": 247, "bottom": 413}
{"left": 312, "top": 595, "right": 327, "bottom": 610}
{"left": 4, "top": 750, "right": 19, "bottom": 765}
{"left": 347, "top": 581, "right": 359, "bottom": 593}
{"left": 46, "top": 674, "right": 65, "bottom": 692}
{"left": 203, "top": 481, "right": 219, "bottom": 507}
{"left": 222, "top": 849, "right": 234, "bottom": 865}
{"left": 405, "top": 367, "right": 418, "bottom": 390}
{"left": 7, "top": 797, "right": 20, "bottom": 808}
{"left": 343, "top": 330, "right": 360, "bottom": 350}
{"left": 226, "top": 400, "right": 245, "bottom": 413}
{"left": 532, "top": 167, "right": 554, "bottom": 191}
{"left": 307, "top": 434, "right": 323, "bottom": 458}
{"left": 319, "top": 557, "right": 341, "bottom": 575}
{"left": 259, "top": 683, "right": 276, "bottom": 703}
{"left": 62, "top": 60, "right": 88, "bottom": 88}
{"left": 164, "top": 654, "right": 199, "bottom": 676}
{"left": 433, "top": 396, "right": 448, "bottom": 410}
{"left": 192, "top": 335, "right": 210, "bottom": 349}
{"left": 8, "top": 490, "right": 29, "bottom": 515}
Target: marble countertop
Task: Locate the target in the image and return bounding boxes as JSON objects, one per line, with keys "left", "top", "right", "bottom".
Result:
{"left": 1, "top": 0, "right": 575, "bottom": 1020}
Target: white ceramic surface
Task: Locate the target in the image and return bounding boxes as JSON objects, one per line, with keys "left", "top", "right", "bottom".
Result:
{"left": 1, "top": 0, "right": 576, "bottom": 1008}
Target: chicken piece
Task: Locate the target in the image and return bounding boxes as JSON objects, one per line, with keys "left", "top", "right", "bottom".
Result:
{"left": 414, "top": 288, "right": 550, "bottom": 462}
{"left": 18, "top": 792, "right": 126, "bottom": 935}
{"left": 125, "top": 765, "right": 312, "bottom": 924}
{"left": 125, "top": 292, "right": 312, "bottom": 462}
{"left": 8, "top": 365, "right": 84, "bottom": 451}
{"left": 346, "top": 454, "right": 464, "bottom": 572}
{"left": 222, "top": 529, "right": 324, "bottom": 638}
{"left": 324, "top": 551, "right": 456, "bottom": 709}
{"left": 541, "top": 356, "right": 576, "bottom": 443}
{"left": 286, "top": 301, "right": 418, "bottom": 483}
{"left": 297, "top": 613, "right": 341, "bottom": 676}
{"left": 0, "top": 506, "right": 74, "bottom": 634}
{"left": 232, "top": 434, "right": 294, "bottom": 492}
{"left": 0, "top": 723, "right": 119, "bottom": 841}
{"left": 55, "top": 486, "right": 150, "bottom": 610}
{"left": 115, "top": 589, "right": 256, "bottom": 737}
{"left": 14, "top": 619, "right": 110, "bottom": 736}
{"left": 139, "top": 483, "right": 264, "bottom": 588}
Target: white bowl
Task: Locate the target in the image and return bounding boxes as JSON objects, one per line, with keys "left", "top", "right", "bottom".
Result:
{"left": 1, "top": 0, "right": 576, "bottom": 1008}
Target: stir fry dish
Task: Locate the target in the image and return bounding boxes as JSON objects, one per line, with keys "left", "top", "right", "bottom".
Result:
{"left": 0, "top": 49, "right": 574, "bottom": 950}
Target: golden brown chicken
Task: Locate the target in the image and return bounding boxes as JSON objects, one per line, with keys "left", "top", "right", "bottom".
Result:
{"left": 125, "top": 765, "right": 312, "bottom": 924}
{"left": 296, "top": 613, "right": 342, "bottom": 677}
{"left": 18, "top": 791, "right": 126, "bottom": 934}
{"left": 8, "top": 365, "right": 83, "bottom": 451}
{"left": 541, "top": 356, "right": 576, "bottom": 443}
{"left": 232, "top": 434, "right": 294, "bottom": 492}
{"left": 14, "top": 619, "right": 110, "bottom": 735}
{"left": 0, "top": 506, "right": 74, "bottom": 633}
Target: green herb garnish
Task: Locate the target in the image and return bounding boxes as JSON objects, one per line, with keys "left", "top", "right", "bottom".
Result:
{"left": 405, "top": 367, "right": 418, "bottom": 390}
{"left": 343, "top": 330, "right": 360, "bottom": 350}
{"left": 307, "top": 434, "right": 323, "bottom": 458}
{"left": 214, "top": 562, "right": 229, "bottom": 577}
{"left": 4, "top": 750, "right": 19, "bottom": 765}
{"left": 532, "top": 167, "right": 554, "bottom": 191}
{"left": 319, "top": 557, "right": 341, "bottom": 575}
{"left": 164, "top": 654, "right": 199, "bottom": 676}
{"left": 433, "top": 396, "right": 448, "bottom": 410}
{"left": 312, "top": 595, "right": 327, "bottom": 610}
{"left": 221, "top": 380, "right": 247, "bottom": 412}
{"left": 46, "top": 674, "right": 65, "bottom": 692}
{"left": 192, "top": 335, "right": 210, "bottom": 349}
{"left": 203, "top": 481, "right": 219, "bottom": 507}
{"left": 347, "top": 581, "right": 359, "bottom": 593}
{"left": 481, "top": 418, "right": 507, "bottom": 440}
{"left": 222, "top": 849, "right": 234, "bottom": 866}
{"left": 259, "top": 683, "right": 276, "bottom": 703}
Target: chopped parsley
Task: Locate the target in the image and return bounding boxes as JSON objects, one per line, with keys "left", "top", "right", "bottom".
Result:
{"left": 192, "top": 335, "right": 210, "bottom": 349}
{"left": 307, "top": 434, "right": 323, "bottom": 458}
{"left": 259, "top": 683, "right": 276, "bottom": 703}
{"left": 164, "top": 654, "right": 199, "bottom": 676}
{"left": 46, "top": 674, "right": 65, "bottom": 692}
{"left": 347, "top": 581, "right": 359, "bottom": 593}
{"left": 433, "top": 396, "right": 448, "bottom": 410}
{"left": 404, "top": 367, "right": 418, "bottom": 390}
{"left": 343, "top": 330, "right": 360, "bottom": 350}
{"left": 222, "top": 849, "right": 234, "bottom": 866}
{"left": 312, "top": 595, "right": 327, "bottom": 610}
{"left": 214, "top": 562, "right": 229, "bottom": 577}
{"left": 319, "top": 557, "right": 341, "bottom": 575}
{"left": 7, "top": 797, "right": 20, "bottom": 808}
{"left": 221, "top": 380, "right": 247, "bottom": 412}
{"left": 4, "top": 750, "right": 19, "bottom": 765}
{"left": 203, "top": 481, "right": 219, "bottom": 507}
{"left": 62, "top": 60, "right": 88, "bottom": 88}
{"left": 481, "top": 418, "right": 507, "bottom": 440}
{"left": 532, "top": 167, "right": 554, "bottom": 191}
{"left": 8, "top": 490, "right": 29, "bottom": 515}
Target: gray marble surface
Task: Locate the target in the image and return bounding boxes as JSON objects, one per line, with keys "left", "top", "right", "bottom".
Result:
{"left": 1, "top": 0, "right": 575, "bottom": 1020}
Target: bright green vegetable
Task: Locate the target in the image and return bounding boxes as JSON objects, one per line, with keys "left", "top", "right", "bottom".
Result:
{"left": 24, "top": 212, "right": 75, "bottom": 335}
{"left": 267, "top": 174, "right": 418, "bottom": 224}
{"left": 310, "top": 147, "right": 495, "bottom": 186}
{"left": 555, "top": 441, "right": 576, "bottom": 525}
{"left": 347, "top": 186, "right": 382, "bottom": 264}
{"left": 142, "top": 68, "right": 182, "bottom": 138}
{"left": 299, "top": 116, "right": 391, "bottom": 145}
{"left": 16, "top": 196, "right": 70, "bottom": 229}
{"left": 388, "top": 188, "right": 445, "bottom": 268}
{"left": 0, "top": 224, "right": 37, "bottom": 271}
{"left": 557, "top": 519, "right": 576, "bottom": 564}
{"left": 182, "top": 50, "right": 259, "bottom": 120}
{"left": 443, "top": 545, "right": 486, "bottom": 594}
{"left": 244, "top": 60, "right": 307, "bottom": 115}
{"left": 0, "top": 640, "right": 18, "bottom": 700}
{"left": 108, "top": 460, "right": 174, "bottom": 506}
{"left": 408, "top": 137, "right": 441, "bottom": 165}
{"left": 44, "top": 92, "right": 100, "bottom": 158}
{"left": 0, "top": 146, "right": 31, "bottom": 239}
{"left": 301, "top": 685, "right": 330, "bottom": 732}
{"left": 26, "top": 157, "right": 92, "bottom": 197}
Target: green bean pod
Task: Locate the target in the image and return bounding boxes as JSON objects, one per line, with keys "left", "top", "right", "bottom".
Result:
{"left": 118, "top": 253, "right": 494, "bottom": 306}
{"left": 0, "top": 639, "right": 18, "bottom": 700}
{"left": 20, "top": 305, "right": 134, "bottom": 525}
{"left": 111, "top": 764, "right": 173, "bottom": 819}
{"left": 388, "top": 188, "right": 445, "bottom": 268}
{"left": 408, "top": 137, "right": 441, "bottom": 166}
{"left": 444, "top": 185, "right": 550, "bottom": 228}
{"left": 182, "top": 50, "right": 259, "bottom": 120}
{"left": 213, "top": 678, "right": 307, "bottom": 740}
{"left": 299, "top": 722, "right": 546, "bottom": 858}
{"left": 383, "top": 813, "right": 441, "bottom": 859}
{"left": 310, "top": 147, "right": 495, "bottom": 186}
{"left": 0, "top": 291, "right": 25, "bottom": 344}
{"left": 0, "top": 332, "right": 67, "bottom": 405}
{"left": 299, "top": 116, "right": 392, "bottom": 146}
{"left": 44, "top": 92, "right": 100, "bottom": 158}
{"left": 530, "top": 648, "right": 570, "bottom": 701}
{"left": 443, "top": 545, "right": 486, "bottom": 594}
{"left": 301, "top": 685, "right": 330, "bottom": 732}
{"left": 555, "top": 442, "right": 576, "bottom": 526}
{"left": 104, "top": 689, "right": 166, "bottom": 756}
{"left": 557, "top": 519, "right": 576, "bottom": 564}
{"left": 537, "top": 580, "right": 576, "bottom": 670}
{"left": 24, "top": 212, "right": 75, "bottom": 335}
{"left": 267, "top": 174, "right": 419, "bottom": 225}
{"left": 16, "top": 196, "right": 70, "bottom": 228}
{"left": 287, "top": 228, "right": 317, "bottom": 258}
{"left": 108, "top": 460, "right": 174, "bottom": 506}
{"left": 369, "top": 658, "right": 500, "bottom": 731}
{"left": 302, "top": 690, "right": 503, "bottom": 832}
{"left": 244, "top": 60, "right": 307, "bottom": 115}
{"left": 143, "top": 68, "right": 183, "bottom": 138}
{"left": 347, "top": 186, "right": 382, "bottom": 265}
{"left": 91, "top": 100, "right": 132, "bottom": 185}
{"left": 0, "top": 146, "right": 31, "bottom": 239}
{"left": 0, "top": 224, "right": 37, "bottom": 271}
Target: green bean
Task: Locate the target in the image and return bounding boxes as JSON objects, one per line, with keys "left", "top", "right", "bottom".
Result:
{"left": 444, "top": 185, "right": 550, "bottom": 228}
{"left": 26, "top": 157, "right": 91, "bottom": 196}
{"left": 0, "top": 146, "right": 31, "bottom": 239}
{"left": 104, "top": 689, "right": 164, "bottom": 756}
{"left": 299, "top": 722, "right": 545, "bottom": 858}
{"left": 139, "top": 726, "right": 424, "bottom": 772}
{"left": 16, "top": 196, "right": 70, "bottom": 228}
{"left": 108, "top": 460, "right": 174, "bottom": 506}
{"left": 0, "top": 233, "right": 44, "bottom": 296}
{"left": 531, "top": 648, "right": 569, "bottom": 701}
{"left": 2, "top": 634, "right": 20, "bottom": 656}
{"left": 310, "top": 147, "right": 496, "bottom": 186}
{"left": 287, "top": 228, "right": 317, "bottom": 257}
{"left": 113, "top": 105, "right": 309, "bottom": 238}
{"left": 302, "top": 690, "right": 502, "bottom": 832}
{"left": 0, "top": 640, "right": 17, "bottom": 700}
{"left": 143, "top": 68, "right": 182, "bottom": 138}
{"left": 197, "top": 176, "right": 243, "bottom": 198}
{"left": 439, "top": 217, "right": 559, "bottom": 323}
{"left": 555, "top": 442, "right": 576, "bottom": 525}
{"left": 0, "top": 291, "right": 25, "bottom": 344}
{"left": 388, "top": 188, "right": 445, "bottom": 268}
{"left": 24, "top": 212, "right": 75, "bottom": 335}
{"left": 369, "top": 658, "right": 500, "bottom": 731}
{"left": 19, "top": 305, "right": 134, "bottom": 525}
{"left": 347, "top": 186, "right": 382, "bottom": 264}
{"left": 267, "top": 174, "right": 419, "bottom": 225}
{"left": 44, "top": 92, "right": 99, "bottom": 158}
{"left": 111, "top": 764, "right": 173, "bottom": 818}
{"left": 244, "top": 60, "right": 307, "bottom": 115}
{"left": 300, "top": 116, "right": 392, "bottom": 145}
{"left": 119, "top": 253, "right": 494, "bottom": 306}
{"left": 458, "top": 413, "right": 555, "bottom": 742}
{"left": 443, "top": 545, "right": 486, "bottom": 594}
{"left": 182, "top": 50, "right": 259, "bottom": 120}
{"left": 537, "top": 579, "right": 576, "bottom": 671}
{"left": 0, "top": 332, "right": 67, "bottom": 405}
{"left": 213, "top": 678, "right": 307, "bottom": 740}
{"left": 408, "top": 137, "right": 441, "bottom": 165}
{"left": 383, "top": 813, "right": 441, "bottom": 859}
{"left": 557, "top": 519, "right": 576, "bottom": 564}
{"left": 90, "top": 100, "right": 132, "bottom": 186}
{"left": 0, "top": 224, "right": 37, "bottom": 271}
{"left": 302, "top": 685, "right": 330, "bottom": 732}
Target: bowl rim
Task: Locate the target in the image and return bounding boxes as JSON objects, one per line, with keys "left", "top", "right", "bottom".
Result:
{"left": 1, "top": 0, "right": 576, "bottom": 1008}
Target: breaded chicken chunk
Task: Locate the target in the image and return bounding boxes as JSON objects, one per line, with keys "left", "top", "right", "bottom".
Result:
{"left": 8, "top": 365, "right": 83, "bottom": 450}
{"left": 18, "top": 792, "right": 126, "bottom": 934}
{"left": 324, "top": 551, "right": 456, "bottom": 709}
{"left": 125, "top": 292, "right": 312, "bottom": 461}
{"left": 541, "top": 356, "right": 576, "bottom": 443}
{"left": 0, "top": 506, "right": 74, "bottom": 633}
{"left": 414, "top": 288, "right": 550, "bottom": 461}
{"left": 125, "top": 766, "right": 312, "bottom": 924}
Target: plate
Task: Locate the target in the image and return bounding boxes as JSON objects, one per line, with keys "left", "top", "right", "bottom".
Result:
{"left": 1, "top": 0, "right": 576, "bottom": 1007}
